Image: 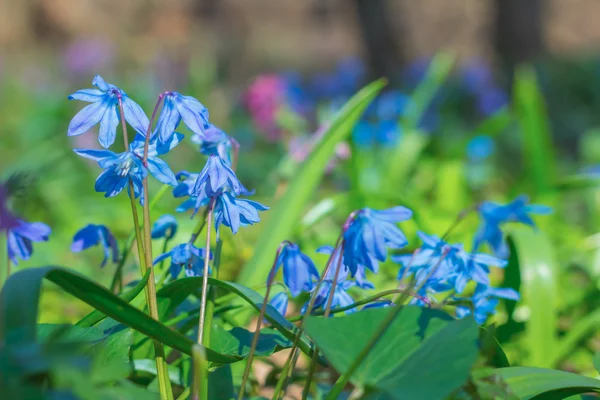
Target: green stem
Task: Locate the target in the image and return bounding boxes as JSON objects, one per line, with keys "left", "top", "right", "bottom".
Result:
{"left": 239, "top": 242, "right": 287, "bottom": 400}
{"left": 118, "top": 95, "right": 172, "bottom": 400}
{"left": 175, "top": 388, "right": 190, "bottom": 400}
{"left": 109, "top": 184, "right": 170, "bottom": 293}
{"left": 271, "top": 237, "right": 343, "bottom": 399}
{"left": 191, "top": 344, "right": 208, "bottom": 400}
{"left": 198, "top": 201, "right": 215, "bottom": 343}
{"left": 302, "top": 244, "right": 344, "bottom": 400}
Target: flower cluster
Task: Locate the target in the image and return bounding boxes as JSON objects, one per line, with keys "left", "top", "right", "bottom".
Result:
{"left": 270, "top": 195, "right": 548, "bottom": 325}
{"left": 65, "top": 75, "right": 268, "bottom": 279}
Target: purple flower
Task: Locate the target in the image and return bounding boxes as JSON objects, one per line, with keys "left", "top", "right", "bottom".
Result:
{"left": 0, "top": 184, "right": 18, "bottom": 232}
{"left": 7, "top": 219, "right": 51, "bottom": 265}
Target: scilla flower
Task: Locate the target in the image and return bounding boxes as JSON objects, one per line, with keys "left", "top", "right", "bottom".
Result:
{"left": 317, "top": 245, "right": 374, "bottom": 289}
{"left": 191, "top": 124, "right": 234, "bottom": 164}
{"left": 71, "top": 224, "right": 119, "bottom": 267}
{"left": 269, "top": 292, "right": 289, "bottom": 316}
{"left": 343, "top": 206, "right": 412, "bottom": 276}
{"left": 213, "top": 192, "right": 268, "bottom": 237}
{"left": 473, "top": 195, "right": 552, "bottom": 257}
{"left": 173, "top": 171, "right": 199, "bottom": 212}
{"left": 154, "top": 92, "right": 210, "bottom": 144}
{"left": 310, "top": 262, "right": 356, "bottom": 315}
{"left": 456, "top": 284, "right": 519, "bottom": 324}
{"left": 154, "top": 243, "right": 211, "bottom": 279}
{"left": 151, "top": 215, "right": 178, "bottom": 240}
{"left": 74, "top": 134, "right": 180, "bottom": 201}
{"left": 191, "top": 155, "right": 248, "bottom": 203}
{"left": 7, "top": 219, "right": 51, "bottom": 265}
{"left": 273, "top": 243, "right": 319, "bottom": 297}
{"left": 68, "top": 75, "right": 148, "bottom": 148}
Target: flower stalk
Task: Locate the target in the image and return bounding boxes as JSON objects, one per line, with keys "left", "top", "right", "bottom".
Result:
{"left": 117, "top": 95, "right": 173, "bottom": 400}
{"left": 238, "top": 242, "right": 288, "bottom": 400}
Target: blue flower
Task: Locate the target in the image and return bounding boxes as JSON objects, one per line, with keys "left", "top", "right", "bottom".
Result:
{"left": 74, "top": 133, "right": 180, "bottom": 201}
{"left": 343, "top": 206, "right": 412, "bottom": 276}
{"left": 273, "top": 243, "right": 319, "bottom": 297}
{"left": 70, "top": 224, "right": 119, "bottom": 267}
{"left": 467, "top": 135, "right": 495, "bottom": 162}
{"left": 317, "top": 245, "right": 374, "bottom": 290}
{"left": 394, "top": 232, "right": 507, "bottom": 294}
{"left": 68, "top": 75, "right": 149, "bottom": 148}
{"left": 154, "top": 92, "right": 210, "bottom": 144}
{"left": 7, "top": 219, "right": 51, "bottom": 265}
{"left": 310, "top": 262, "right": 356, "bottom": 315}
{"left": 269, "top": 292, "right": 289, "bottom": 316}
{"left": 474, "top": 195, "right": 552, "bottom": 257}
{"left": 191, "top": 124, "right": 234, "bottom": 164}
{"left": 456, "top": 284, "right": 519, "bottom": 324}
{"left": 151, "top": 215, "right": 178, "bottom": 240}
{"left": 213, "top": 192, "right": 268, "bottom": 236}
{"left": 191, "top": 155, "right": 248, "bottom": 204}
{"left": 153, "top": 243, "right": 211, "bottom": 279}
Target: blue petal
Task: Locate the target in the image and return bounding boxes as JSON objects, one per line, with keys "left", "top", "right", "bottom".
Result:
{"left": 73, "top": 149, "right": 117, "bottom": 163}
{"left": 173, "top": 94, "right": 210, "bottom": 137}
{"left": 269, "top": 292, "right": 289, "bottom": 316}
{"left": 12, "top": 221, "right": 51, "bottom": 241}
{"left": 95, "top": 168, "right": 128, "bottom": 197}
{"left": 151, "top": 214, "right": 178, "bottom": 240}
{"left": 68, "top": 88, "right": 104, "bottom": 102}
{"left": 155, "top": 97, "right": 181, "bottom": 144}
{"left": 123, "top": 96, "right": 150, "bottom": 137}
{"left": 92, "top": 75, "right": 110, "bottom": 91}
{"left": 98, "top": 103, "right": 119, "bottom": 148}
{"left": 71, "top": 224, "right": 101, "bottom": 252}
{"left": 147, "top": 157, "right": 178, "bottom": 186}
{"left": 68, "top": 97, "right": 110, "bottom": 137}
{"left": 155, "top": 132, "right": 184, "bottom": 155}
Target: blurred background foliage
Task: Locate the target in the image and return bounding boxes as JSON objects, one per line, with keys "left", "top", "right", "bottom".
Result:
{"left": 2, "top": 0, "right": 600, "bottom": 382}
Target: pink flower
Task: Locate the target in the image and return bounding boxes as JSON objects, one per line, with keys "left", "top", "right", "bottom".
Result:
{"left": 244, "top": 75, "right": 287, "bottom": 142}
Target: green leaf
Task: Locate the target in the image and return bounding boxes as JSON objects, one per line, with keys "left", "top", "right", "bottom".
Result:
{"left": 156, "top": 277, "right": 314, "bottom": 358}
{"left": 506, "top": 227, "right": 559, "bottom": 368}
{"left": 514, "top": 66, "right": 556, "bottom": 194}
{"left": 210, "top": 326, "right": 291, "bottom": 360}
{"left": 304, "top": 307, "right": 479, "bottom": 400}
{"left": 0, "top": 266, "right": 239, "bottom": 363}
{"left": 37, "top": 324, "right": 104, "bottom": 343}
{"left": 383, "top": 131, "right": 430, "bottom": 188}
{"left": 76, "top": 270, "right": 151, "bottom": 328}
{"left": 496, "top": 367, "right": 600, "bottom": 399}
{"left": 237, "top": 79, "right": 386, "bottom": 288}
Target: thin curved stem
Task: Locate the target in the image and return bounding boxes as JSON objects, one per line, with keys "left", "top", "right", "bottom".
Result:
{"left": 302, "top": 243, "right": 345, "bottom": 399}
{"left": 198, "top": 199, "right": 215, "bottom": 343}
{"left": 238, "top": 243, "right": 287, "bottom": 400}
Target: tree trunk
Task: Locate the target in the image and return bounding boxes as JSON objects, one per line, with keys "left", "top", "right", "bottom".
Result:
{"left": 493, "top": 0, "right": 545, "bottom": 73}
{"left": 354, "top": 0, "right": 404, "bottom": 83}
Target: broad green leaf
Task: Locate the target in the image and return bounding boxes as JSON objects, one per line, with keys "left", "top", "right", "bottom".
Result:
{"left": 156, "top": 277, "right": 314, "bottom": 358}
{"left": 506, "top": 227, "right": 559, "bottom": 368}
{"left": 76, "top": 270, "right": 151, "bottom": 328}
{"left": 496, "top": 367, "right": 600, "bottom": 399}
{"left": 237, "top": 79, "right": 386, "bottom": 288}
{"left": 304, "top": 307, "right": 479, "bottom": 400}
{"left": 514, "top": 66, "right": 556, "bottom": 194}
{"left": 37, "top": 324, "right": 104, "bottom": 343}
{"left": 0, "top": 266, "right": 239, "bottom": 363}
{"left": 210, "top": 326, "right": 291, "bottom": 360}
